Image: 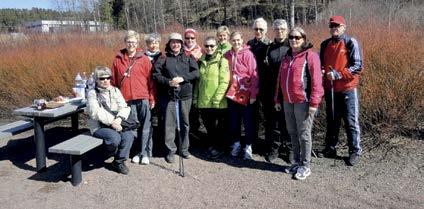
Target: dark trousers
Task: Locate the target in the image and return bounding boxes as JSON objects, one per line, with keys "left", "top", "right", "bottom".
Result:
{"left": 93, "top": 128, "right": 134, "bottom": 163}
{"left": 164, "top": 98, "right": 192, "bottom": 154}
{"left": 200, "top": 108, "right": 229, "bottom": 150}
{"left": 228, "top": 99, "right": 255, "bottom": 146}
{"left": 258, "top": 95, "right": 290, "bottom": 153}
{"left": 325, "top": 88, "right": 362, "bottom": 155}
{"left": 129, "top": 99, "right": 152, "bottom": 157}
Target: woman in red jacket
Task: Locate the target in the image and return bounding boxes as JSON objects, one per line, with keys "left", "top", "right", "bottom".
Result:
{"left": 274, "top": 27, "right": 324, "bottom": 180}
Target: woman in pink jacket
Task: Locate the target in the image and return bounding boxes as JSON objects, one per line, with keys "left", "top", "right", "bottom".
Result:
{"left": 224, "top": 31, "right": 259, "bottom": 160}
{"left": 274, "top": 27, "right": 324, "bottom": 180}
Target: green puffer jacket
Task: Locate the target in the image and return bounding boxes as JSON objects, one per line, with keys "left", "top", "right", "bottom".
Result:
{"left": 194, "top": 52, "right": 230, "bottom": 109}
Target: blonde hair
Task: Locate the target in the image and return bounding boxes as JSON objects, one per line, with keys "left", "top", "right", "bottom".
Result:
{"left": 216, "top": 26, "right": 230, "bottom": 36}
{"left": 230, "top": 31, "right": 243, "bottom": 40}
{"left": 124, "top": 30, "right": 140, "bottom": 42}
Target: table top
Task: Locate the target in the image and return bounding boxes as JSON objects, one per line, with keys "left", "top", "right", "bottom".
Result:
{"left": 13, "top": 101, "right": 86, "bottom": 118}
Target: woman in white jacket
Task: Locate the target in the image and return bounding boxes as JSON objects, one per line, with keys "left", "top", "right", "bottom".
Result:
{"left": 86, "top": 66, "right": 134, "bottom": 175}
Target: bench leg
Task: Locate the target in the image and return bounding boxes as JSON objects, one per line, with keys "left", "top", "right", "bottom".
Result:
{"left": 34, "top": 117, "right": 47, "bottom": 172}
{"left": 70, "top": 155, "right": 82, "bottom": 186}
{"left": 71, "top": 113, "right": 79, "bottom": 132}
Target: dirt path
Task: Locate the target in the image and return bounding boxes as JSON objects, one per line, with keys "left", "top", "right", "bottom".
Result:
{"left": 0, "top": 124, "right": 422, "bottom": 209}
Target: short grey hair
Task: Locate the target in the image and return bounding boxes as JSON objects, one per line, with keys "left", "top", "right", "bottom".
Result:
{"left": 252, "top": 17, "right": 268, "bottom": 30}
{"left": 144, "top": 33, "right": 161, "bottom": 44}
{"left": 273, "top": 19, "right": 288, "bottom": 29}
{"left": 124, "top": 30, "right": 140, "bottom": 42}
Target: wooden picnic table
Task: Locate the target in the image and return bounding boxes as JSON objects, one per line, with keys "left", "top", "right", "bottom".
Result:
{"left": 13, "top": 99, "right": 86, "bottom": 172}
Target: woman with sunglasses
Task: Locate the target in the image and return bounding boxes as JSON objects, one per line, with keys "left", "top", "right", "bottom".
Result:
{"left": 274, "top": 27, "right": 324, "bottom": 180}
{"left": 183, "top": 28, "right": 203, "bottom": 61}
{"left": 111, "top": 30, "right": 156, "bottom": 166}
{"left": 87, "top": 66, "right": 134, "bottom": 175}
{"left": 193, "top": 36, "right": 230, "bottom": 159}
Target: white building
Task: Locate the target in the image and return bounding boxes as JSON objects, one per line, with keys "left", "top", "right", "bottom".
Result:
{"left": 24, "top": 20, "right": 110, "bottom": 33}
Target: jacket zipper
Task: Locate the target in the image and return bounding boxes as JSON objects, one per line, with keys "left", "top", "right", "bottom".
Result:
{"left": 286, "top": 59, "right": 294, "bottom": 103}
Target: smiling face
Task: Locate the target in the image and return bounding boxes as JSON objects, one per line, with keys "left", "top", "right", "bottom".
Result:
{"left": 253, "top": 21, "right": 267, "bottom": 40}
{"left": 170, "top": 39, "right": 182, "bottom": 54}
{"left": 97, "top": 76, "right": 111, "bottom": 89}
{"left": 231, "top": 34, "right": 243, "bottom": 52}
{"left": 329, "top": 23, "right": 346, "bottom": 37}
{"left": 274, "top": 26, "right": 288, "bottom": 42}
{"left": 288, "top": 31, "right": 305, "bottom": 52}
{"left": 146, "top": 40, "right": 160, "bottom": 53}
{"left": 204, "top": 39, "right": 217, "bottom": 55}
{"left": 217, "top": 32, "right": 228, "bottom": 44}
{"left": 125, "top": 37, "right": 138, "bottom": 55}
{"left": 184, "top": 33, "right": 197, "bottom": 48}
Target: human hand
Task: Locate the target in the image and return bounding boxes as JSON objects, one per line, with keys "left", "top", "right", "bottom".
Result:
{"left": 169, "top": 80, "right": 180, "bottom": 87}
{"left": 309, "top": 107, "right": 317, "bottom": 115}
{"left": 111, "top": 118, "right": 122, "bottom": 131}
{"left": 275, "top": 103, "right": 282, "bottom": 111}
{"left": 172, "top": 76, "right": 184, "bottom": 84}
{"left": 249, "top": 98, "right": 256, "bottom": 104}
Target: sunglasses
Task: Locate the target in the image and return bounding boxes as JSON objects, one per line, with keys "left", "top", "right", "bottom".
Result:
{"left": 204, "top": 44, "right": 216, "bottom": 48}
{"left": 329, "top": 23, "right": 341, "bottom": 28}
{"left": 254, "top": 28, "right": 265, "bottom": 32}
{"left": 99, "top": 77, "right": 111, "bottom": 81}
{"left": 185, "top": 37, "right": 195, "bottom": 40}
{"left": 288, "top": 35, "right": 303, "bottom": 40}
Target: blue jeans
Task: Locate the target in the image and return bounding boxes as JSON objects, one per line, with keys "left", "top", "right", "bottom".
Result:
{"left": 325, "top": 88, "right": 362, "bottom": 155}
{"left": 228, "top": 100, "right": 256, "bottom": 147}
{"left": 93, "top": 128, "right": 134, "bottom": 163}
{"left": 129, "top": 99, "right": 152, "bottom": 157}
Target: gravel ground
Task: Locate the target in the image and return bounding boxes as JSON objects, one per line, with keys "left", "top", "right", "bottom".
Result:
{"left": 0, "top": 122, "right": 423, "bottom": 209}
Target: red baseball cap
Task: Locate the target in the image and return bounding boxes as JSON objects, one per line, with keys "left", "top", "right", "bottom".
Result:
{"left": 329, "top": 16, "right": 346, "bottom": 25}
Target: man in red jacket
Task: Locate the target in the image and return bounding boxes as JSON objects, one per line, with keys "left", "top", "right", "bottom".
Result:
{"left": 111, "top": 30, "right": 156, "bottom": 165}
{"left": 319, "top": 16, "right": 363, "bottom": 166}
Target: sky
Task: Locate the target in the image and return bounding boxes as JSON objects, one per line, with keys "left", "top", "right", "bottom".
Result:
{"left": 0, "top": 0, "right": 54, "bottom": 10}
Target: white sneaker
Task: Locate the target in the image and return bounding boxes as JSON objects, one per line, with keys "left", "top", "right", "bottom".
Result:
{"left": 131, "top": 155, "right": 140, "bottom": 164}
{"left": 243, "top": 145, "right": 253, "bottom": 160}
{"left": 141, "top": 156, "right": 150, "bottom": 165}
{"left": 231, "top": 141, "right": 241, "bottom": 157}
{"left": 294, "top": 166, "right": 311, "bottom": 180}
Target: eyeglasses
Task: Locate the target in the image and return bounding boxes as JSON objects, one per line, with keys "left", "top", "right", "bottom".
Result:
{"left": 289, "top": 35, "right": 303, "bottom": 40}
{"left": 99, "top": 77, "right": 111, "bottom": 81}
{"left": 185, "top": 37, "right": 195, "bottom": 40}
{"left": 126, "top": 41, "right": 137, "bottom": 45}
{"left": 254, "top": 28, "right": 265, "bottom": 32}
{"left": 329, "top": 23, "right": 341, "bottom": 28}
{"left": 204, "top": 44, "right": 216, "bottom": 48}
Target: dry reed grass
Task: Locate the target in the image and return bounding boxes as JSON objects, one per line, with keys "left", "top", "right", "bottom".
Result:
{"left": 0, "top": 22, "right": 422, "bottom": 137}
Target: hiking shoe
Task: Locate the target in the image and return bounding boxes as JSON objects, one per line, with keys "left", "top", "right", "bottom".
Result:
{"left": 348, "top": 153, "right": 360, "bottom": 166}
{"left": 318, "top": 148, "right": 337, "bottom": 158}
{"left": 243, "top": 145, "right": 253, "bottom": 160}
{"left": 265, "top": 149, "right": 279, "bottom": 163}
{"left": 231, "top": 141, "right": 241, "bottom": 157}
{"left": 181, "top": 152, "right": 191, "bottom": 159}
{"left": 294, "top": 166, "right": 311, "bottom": 180}
{"left": 283, "top": 164, "right": 299, "bottom": 174}
{"left": 112, "top": 161, "right": 129, "bottom": 175}
{"left": 208, "top": 147, "right": 224, "bottom": 159}
{"left": 141, "top": 156, "right": 150, "bottom": 165}
{"left": 131, "top": 155, "right": 140, "bottom": 164}
{"left": 165, "top": 153, "right": 175, "bottom": 163}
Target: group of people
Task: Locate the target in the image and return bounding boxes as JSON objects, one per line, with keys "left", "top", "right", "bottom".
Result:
{"left": 86, "top": 15, "right": 363, "bottom": 180}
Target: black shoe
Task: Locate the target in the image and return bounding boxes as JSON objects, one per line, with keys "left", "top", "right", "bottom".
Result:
{"left": 181, "top": 152, "right": 191, "bottom": 159}
{"left": 318, "top": 148, "right": 337, "bottom": 158}
{"left": 208, "top": 148, "right": 224, "bottom": 159}
{"left": 265, "top": 150, "right": 279, "bottom": 163}
{"left": 165, "top": 153, "right": 175, "bottom": 163}
{"left": 112, "top": 161, "right": 129, "bottom": 175}
{"left": 348, "top": 153, "right": 360, "bottom": 166}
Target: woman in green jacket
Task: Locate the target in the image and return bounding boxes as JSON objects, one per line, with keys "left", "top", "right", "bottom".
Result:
{"left": 193, "top": 36, "right": 230, "bottom": 159}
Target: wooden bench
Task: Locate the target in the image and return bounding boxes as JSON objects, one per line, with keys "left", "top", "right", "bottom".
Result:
{"left": 0, "top": 120, "right": 33, "bottom": 139}
{"left": 49, "top": 134, "right": 103, "bottom": 186}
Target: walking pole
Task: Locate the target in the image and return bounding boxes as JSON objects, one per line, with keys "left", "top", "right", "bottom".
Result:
{"left": 174, "top": 87, "right": 185, "bottom": 177}
{"left": 329, "top": 67, "right": 336, "bottom": 166}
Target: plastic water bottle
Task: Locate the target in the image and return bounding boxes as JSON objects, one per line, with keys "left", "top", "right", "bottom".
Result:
{"left": 74, "top": 72, "right": 85, "bottom": 98}
{"left": 86, "top": 72, "right": 95, "bottom": 97}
